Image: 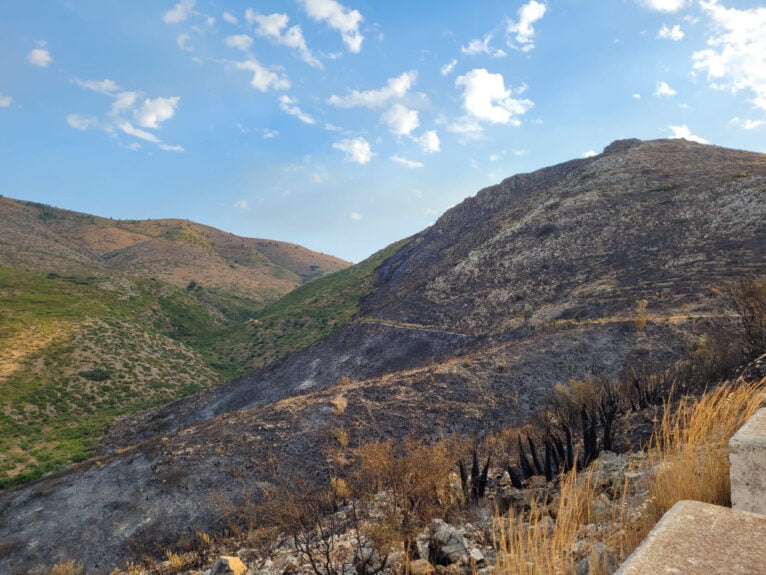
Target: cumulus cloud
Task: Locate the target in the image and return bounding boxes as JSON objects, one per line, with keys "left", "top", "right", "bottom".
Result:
{"left": 640, "top": 0, "right": 686, "bottom": 12}
{"left": 0, "top": 95, "right": 12, "bottom": 107}
{"left": 248, "top": 11, "right": 321, "bottom": 68}
{"left": 583, "top": 150, "right": 598, "bottom": 157}
{"left": 235, "top": 59, "right": 290, "bottom": 92}
{"left": 415, "top": 130, "right": 440, "bottom": 153}
{"left": 350, "top": 212, "right": 364, "bottom": 220}
{"left": 455, "top": 68, "right": 533, "bottom": 125}
{"left": 163, "top": 0, "right": 195, "bottom": 23}
{"left": 391, "top": 155, "right": 423, "bottom": 168}
{"left": 440, "top": 59, "right": 457, "bottom": 76}
{"left": 69, "top": 78, "right": 183, "bottom": 151}
{"left": 329, "top": 71, "right": 416, "bottom": 108}
{"left": 235, "top": 199, "right": 250, "bottom": 210}
{"left": 668, "top": 124, "right": 708, "bottom": 143}
{"left": 461, "top": 34, "right": 506, "bottom": 58}
{"left": 299, "top": 0, "right": 364, "bottom": 53}
{"left": 133, "top": 97, "right": 180, "bottom": 128}
{"left": 222, "top": 11, "right": 238, "bottom": 24}
{"left": 225, "top": 34, "right": 254, "bottom": 51}
{"left": 692, "top": 1, "right": 766, "bottom": 112}
{"left": 654, "top": 81, "right": 677, "bottom": 96}
{"left": 507, "top": 1, "right": 547, "bottom": 52}
{"left": 383, "top": 104, "right": 419, "bottom": 136}
{"left": 333, "top": 137, "right": 373, "bottom": 163}
{"left": 27, "top": 47, "right": 52, "bottom": 67}
{"left": 279, "top": 95, "right": 316, "bottom": 124}
{"left": 658, "top": 24, "right": 684, "bottom": 40}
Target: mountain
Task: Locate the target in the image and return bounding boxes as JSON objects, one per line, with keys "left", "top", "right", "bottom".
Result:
{"left": 0, "top": 198, "right": 349, "bottom": 488}
{"left": 1, "top": 138, "right": 764, "bottom": 573}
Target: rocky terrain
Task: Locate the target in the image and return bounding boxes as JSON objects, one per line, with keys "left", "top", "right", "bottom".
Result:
{"left": 0, "top": 138, "right": 764, "bottom": 573}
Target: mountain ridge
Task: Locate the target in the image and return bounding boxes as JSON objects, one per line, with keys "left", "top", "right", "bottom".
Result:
{"left": 1, "top": 138, "right": 764, "bottom": 573}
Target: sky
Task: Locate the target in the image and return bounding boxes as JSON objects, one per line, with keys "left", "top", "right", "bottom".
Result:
{"left": 1, "top": 0, "right": 765, "bottom": 262}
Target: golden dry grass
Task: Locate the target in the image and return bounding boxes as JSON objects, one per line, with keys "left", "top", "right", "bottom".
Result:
{"left": 492, "top": 378, "right": 765, "bottom": 575}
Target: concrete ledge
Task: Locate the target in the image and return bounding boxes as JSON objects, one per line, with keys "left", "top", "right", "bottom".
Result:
{"left": 614, "top": 500, "right": 766, "bottom": 574}
{"left": 730, "top": 407, "right": 766, "bottom": 515}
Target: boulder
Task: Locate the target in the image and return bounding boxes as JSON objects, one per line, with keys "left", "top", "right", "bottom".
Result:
{"left": 428, "top": 520, "right": 469, "bottom": 566}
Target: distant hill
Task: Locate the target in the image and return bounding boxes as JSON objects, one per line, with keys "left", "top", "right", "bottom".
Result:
{"left": 1, "top": 139, "right": 764, "bottom": 573}
{"left": 0, "top": 197, "right": 349, "bottom": 488}
{"left": 0, "top": 196, "right": 348, "bottom": 296}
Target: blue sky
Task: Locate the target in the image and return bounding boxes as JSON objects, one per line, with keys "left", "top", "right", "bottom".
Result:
{"left": 2, "top": 0, "right": 765, "bottom": 262}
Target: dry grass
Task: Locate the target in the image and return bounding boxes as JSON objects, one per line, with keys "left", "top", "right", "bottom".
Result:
{"left": 644, "top": 379, "right": 764, "bottom": 519}
{"left": 49, "top": 561, "right": 84, "bottom": 575}
{"left": 492, "top": 378, "right": 765, "bottom": 574}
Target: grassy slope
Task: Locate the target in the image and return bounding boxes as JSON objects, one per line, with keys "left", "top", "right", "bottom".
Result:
{"left": 201, "top": 238, "right": 410, "bottom": 376}
{"left": 0, "top": 266, "right": 229, "bottom": 488}
{"left": 0, "top": 239, "right": 406, "bottom": 488}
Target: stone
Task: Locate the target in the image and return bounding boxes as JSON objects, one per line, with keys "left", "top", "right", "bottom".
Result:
{"left": 469, "top": 548, "right": 485, "bottom": 566}
{"left": 614, "top": 500, "right": 766, "bottom": 574}
{"left": 408, "top": 558, "right": 435, "bottom": 575}
{"left": 428, "top": 520, "right": 469, "bottom": 566}
{"left": 730, "top": 407, "right": 766, "bottom": 515}
{"left": 209, "top": 556, "right": 247, "bottom": 575}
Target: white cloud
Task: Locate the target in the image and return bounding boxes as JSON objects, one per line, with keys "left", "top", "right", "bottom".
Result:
{"left": 0, "top": 95, "right": 12, "bottom": 107}
{"left": 74, "top": 78, "right": 120, "bottom": 94}
{"left": 350, "top": 212, "right": 364, "bottom": 220}
{"left": 440, "top": 59, "right": 457, "bottom": 76}
{"left": 120, "top": 122, "right": 161, "bottom": 143}
{"left": 583, "top": 150, "right": 598, "bottom": 157}
{"left": 730, "top": 117, "right": 766, "bottom": 130}
{"left": 159, "top": 144, "right": 185, "bottom": 152}
{"left": 383, "top": 104, "right": 419, "bottom": 136}
{"left": 27, "top": 48, "right": 52, "bottom": 67}
{"left": 506, "top": 1, "right": 547, "bottom": 52}
{"left": 222, "top": 11, "right": 238, "bottom": 24}
{"left": 69, "top": 79, "right": 182, "bottom": 151}
{"left": 658, "top": 24, "right": 685, "bottom": 40}
{"left": 329, "top": 71, "right": 416, "bottom": 108}
{"left": 66, "top": 114, "right": 99, "bottom": 130}
{"left": 260, "top": 128, "right": 279, "bottom": 139}
{"left": 133, "top": 97, "right": 180, "bottom": 129}
{"left": 415, "top": 130, "right": 440, "bottom": 153}
{"left": 127, "top": 142, "right": 142, "bottom": 151}
{"left": 235, "top": 59, "right": 290, "bottom": 92}
{"left": 692, "top": 1, "right": 766, "bottom": 112}
{"left": 668, "top": 124, "right": 709, "bottom": 143}
{"left": 279, "top": 95, "right": 316, "bottom": 124}
{"left": 235, "top": 199, "right": 250, "bottom": 210}
{"left": 633, "top": 93, "right": 642, "bottom": 99}
{"left": 461, "top": 34, "right": 506, "bottom": 58}
{"left": 163, "top": 0, "right": 195, "bottom": 23}
{"left": 333, "top": 137, "right": 373, "bottom": 164}
{"left": 249, "top": 12, "right": 322, "bottom": 68}
{"left": 654, "top": 81, "right": 677, "bottom": 96}
{"left": 225, "top": 34, "right": 254, "bottom": 51}
{"left": 640, "top": 0, "right": 686, "bottom": 12}
{"left": 455, "top": 68, "right": 533, "bottom": 125}
{"left": 110, "top": 91, "right": 139, "bottom": 115}
{"left": 391, "top": 155, "right": 424, "bottom": 169}
{"left": 177, "top": 33, "right": 193, "bottom": 51}
{"left": 299, "top": 0, "right": 364, "bottom": 53}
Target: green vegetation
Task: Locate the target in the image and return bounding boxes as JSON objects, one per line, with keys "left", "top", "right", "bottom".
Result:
{"left": 203, "top": 238, "right": 409, "bottom": 375}
{"left": 0, "top": 266, "right": 225, "bottom": 488}
{"left": 0, "top": 239, "right": 405, "bottom": 489}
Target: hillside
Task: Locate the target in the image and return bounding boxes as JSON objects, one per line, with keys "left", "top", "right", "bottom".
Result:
{"left": 1, "top": 138, "right": 765, "bottom": 573}
{"left": 0, "top": 199, "right": 349, "bottom": 488}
